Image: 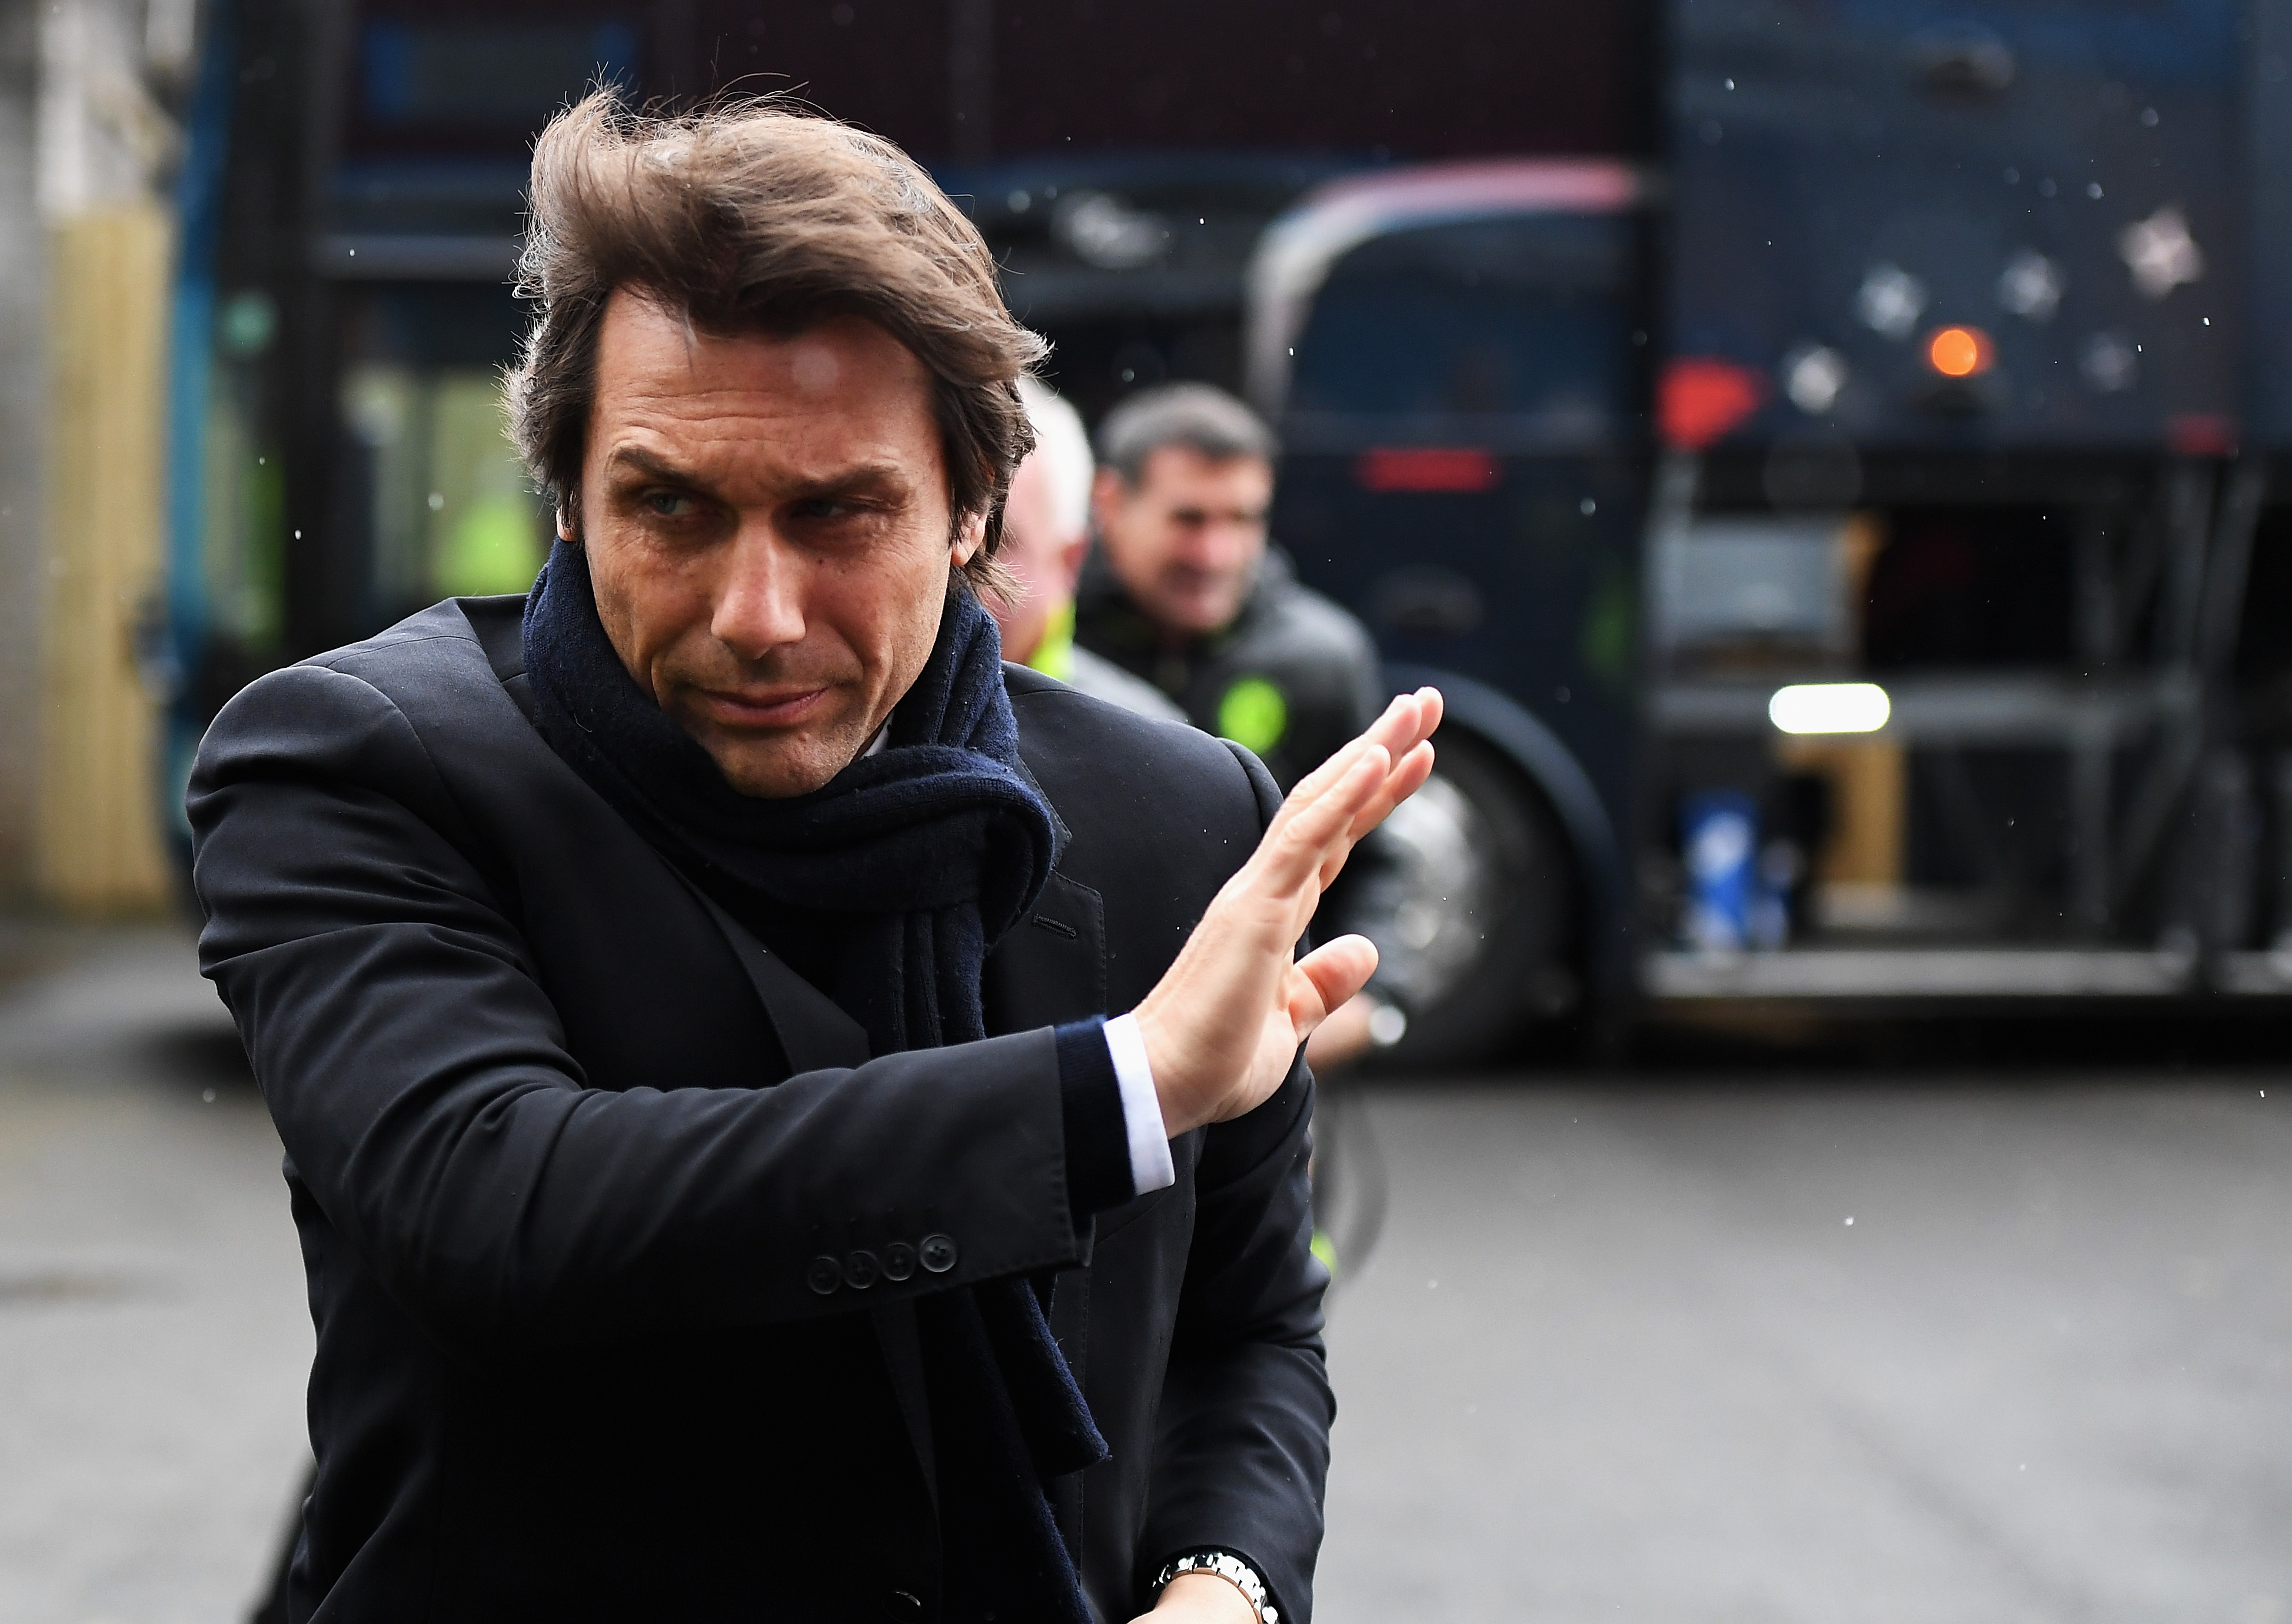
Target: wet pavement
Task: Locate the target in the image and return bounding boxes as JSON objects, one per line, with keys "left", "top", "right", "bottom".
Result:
{"left": 1314, "top": 1074, "right": 2292, "bottom": 1624}
{"left": 0, "top": 926, "right": 306, "bottom": 1624}
{"left": 1, "top": 926, "right": 2286, "bottom": 1622}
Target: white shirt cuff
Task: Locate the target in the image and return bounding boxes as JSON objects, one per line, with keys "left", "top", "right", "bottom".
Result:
{"left": 1102, "top": 1011, "right": 1176, "bottom": 1196}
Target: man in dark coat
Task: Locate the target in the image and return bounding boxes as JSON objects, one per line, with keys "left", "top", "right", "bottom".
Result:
{"left": 189, "top": 93, "right": 1439, "bottom": 1624}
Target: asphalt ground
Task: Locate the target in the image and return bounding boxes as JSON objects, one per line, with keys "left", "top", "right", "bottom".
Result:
{"left": 1312, "top": 1071, "right": 2291, "bottom": 1623}
{"left": 1, "top": 926, "right": 2285, "bottom": 1622}
{"left": 0, "top": 926, "right": 307, "bottom": 1624}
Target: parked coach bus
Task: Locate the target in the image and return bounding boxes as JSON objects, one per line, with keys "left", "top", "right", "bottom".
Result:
{"left": 162, "top": 0, "right": 2292, "bottom": 1062}
{"left": 1250, "top": 0, "right": 2292, "bottom": 1060}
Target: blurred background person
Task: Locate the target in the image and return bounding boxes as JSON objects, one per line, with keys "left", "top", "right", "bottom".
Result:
{"left": 992, "top": 378, "right": 1185, "bottom": 723}
{"left": 1076, "top": 385, "right": 1382, "bottom": 794}
{"left": 1075, "top": 384, "right": 1402, "bottom": 1071}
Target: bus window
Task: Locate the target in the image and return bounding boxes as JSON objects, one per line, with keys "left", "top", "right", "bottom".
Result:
{"left": 197, "top": 338, "right": 285, "bottom": 654}
{"left": 344, "top": 364, "right": 546, "bottom": 608}
{"left": 358, "top": 16, "right": 639, "bottom": 134}
{"left": 1286, "top": 215, "right": 1636, "bottom": 445}
{"left": 337, "top": 284, "right": 548, "bottom": 618}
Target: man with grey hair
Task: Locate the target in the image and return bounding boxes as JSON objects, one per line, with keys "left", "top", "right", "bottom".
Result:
{"left": 990, "top": 379, "right": 1184, "bottom": 722}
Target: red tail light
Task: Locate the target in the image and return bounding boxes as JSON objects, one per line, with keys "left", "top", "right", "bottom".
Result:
{"left": 1658, "top": 358, "right": 1767, "bottom": 449}
{"left": 1353, "top": 448, "right": 1502, "bottom": 493}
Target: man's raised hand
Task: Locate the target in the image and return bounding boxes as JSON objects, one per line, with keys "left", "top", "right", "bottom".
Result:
{"left": 1133, "top": 687, "right": 1442, "bottom": 1136}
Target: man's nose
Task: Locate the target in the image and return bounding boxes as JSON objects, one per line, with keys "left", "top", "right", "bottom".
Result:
{"left": 710, "top": 527, "right": 808, "bottom": 659}
{"left": 1191, "top": 518, "right": 1261, "bottom": 571}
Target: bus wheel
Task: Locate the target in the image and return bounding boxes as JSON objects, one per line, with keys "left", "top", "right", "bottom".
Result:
{"left": 1355, "top": 728, "right": 1578, "bottom": 1070}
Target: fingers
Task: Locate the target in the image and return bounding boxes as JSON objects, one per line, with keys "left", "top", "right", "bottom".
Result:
{"left": 1252, "top": 741, "right": 1389, "bottom": 896}
{"left": 1312, "top": 738, "right": 1440, "bottom": 888}
{"left": 1291, "top": 935, "right": 1379, "bottom": 1031}
{"left": 1406, "top": 686, "right": 1444, "bottom": 747}
{"left": 1316, "top": 689, "right": 1441, "bottom": 841}
{"left": 1345, "top": 737, "right": 1438, "bottom": 844}
{"left": 1258, "top": 689, "right": 1441, "bottom": 853}
{"left": 1360, "top": 687, "right": 1443, "bottom": 768}
{"left": 1239, "top": 687, "right": 1446, "bottom": 914}
{"left": 1275, "top": 690, "right": 1435, "bottom": 818}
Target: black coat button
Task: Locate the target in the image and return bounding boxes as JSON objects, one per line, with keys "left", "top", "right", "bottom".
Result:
{"left": 844, "top": 1249, "right": 881, "bottom": 1289}
{"left": 919, "top": 1233, "right": 958, "bottom": 1273}
{"left": 806, "top": 1256, "right": 843, "bottom": 1295}
{"left": 884, "top": 1590, "right": 924, "bottom": 1620}
{"left": 881, "top": 1241, "right": 917, "bottom": 1282}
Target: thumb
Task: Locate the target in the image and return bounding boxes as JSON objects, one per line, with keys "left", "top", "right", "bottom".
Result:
{"left": 1290, "top": 935, "right": 1379, "bottom": 1032}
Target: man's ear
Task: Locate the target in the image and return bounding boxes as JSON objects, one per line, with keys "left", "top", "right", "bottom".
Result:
{"left": 950, "top": 508, "right": 989, "bottom": 568}
{"left": 1090, "top": 467, "right": 1126, "bottom": 538}
{"left": 1055, "top": 531, "right": 1089, "bottom": 598}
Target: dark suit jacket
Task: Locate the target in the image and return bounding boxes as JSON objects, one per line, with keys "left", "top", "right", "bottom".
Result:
{"left": 188, "top": 597, "right": 1332, "bottom": 1624}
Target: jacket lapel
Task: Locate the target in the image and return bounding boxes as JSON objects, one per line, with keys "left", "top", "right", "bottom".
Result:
{"left": 983, "top": 870, "right": 1109, "bottom": 1034}
{"left": 677, "top": 876, "right": 873, "bottom": 1072}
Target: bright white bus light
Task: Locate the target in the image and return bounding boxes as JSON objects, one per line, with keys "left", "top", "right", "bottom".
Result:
{"left": 1768, "top": 682, "right": 1891, "bottom": 734}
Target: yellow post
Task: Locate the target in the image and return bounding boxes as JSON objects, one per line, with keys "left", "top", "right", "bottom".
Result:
{"left": 1775, "top": 736, "right": 1908, "bottom": 905}
{"left": 36, "top": 202, "right": 174, "bottom": 914}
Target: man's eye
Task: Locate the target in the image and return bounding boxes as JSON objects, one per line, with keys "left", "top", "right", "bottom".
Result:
{"left": 791, "top": 497, "right": 854, "bottom": 520}
{"left": 643, "top": 491, "right": 697, "bottom": 518}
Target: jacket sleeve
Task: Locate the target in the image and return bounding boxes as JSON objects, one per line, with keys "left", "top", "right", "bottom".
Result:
{"left": 189, "top": 661, "right": 1089, "bottom": 1353}
{"left": 1138, "top": 743, "right": 1335, "bottom": 1624}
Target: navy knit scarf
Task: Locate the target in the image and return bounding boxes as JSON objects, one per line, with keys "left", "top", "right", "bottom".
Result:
{"left": 522, "top": 541, "right": 1106, "bottom": 1622}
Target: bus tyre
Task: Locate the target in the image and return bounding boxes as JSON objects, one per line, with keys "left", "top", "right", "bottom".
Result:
{"left": 1355, "top": 728, "right": 1577, "bottom": 1071}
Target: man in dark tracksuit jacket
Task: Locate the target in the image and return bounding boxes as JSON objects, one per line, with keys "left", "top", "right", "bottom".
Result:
{"left": 194, "top": 91, "right": 1443, "bottom": 1624}
{"left": 1074, "top": 544, "right": 1382, "bottom": 795}
{"left": 1070, "top": 384, "right": 1380, "bottom": 795}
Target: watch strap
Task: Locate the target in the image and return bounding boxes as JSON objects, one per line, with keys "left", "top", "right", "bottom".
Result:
{"left": 1152, "top": 1549, "right": 1277, "bottom": 1623}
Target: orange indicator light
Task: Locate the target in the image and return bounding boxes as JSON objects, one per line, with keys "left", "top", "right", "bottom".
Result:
{"left": 1926, "top": 325, "right": 1992, "bottom": 378}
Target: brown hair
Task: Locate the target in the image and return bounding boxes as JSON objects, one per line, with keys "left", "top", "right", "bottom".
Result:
{"left": 507, "top": 90, "right": 1044, "bottom": 595}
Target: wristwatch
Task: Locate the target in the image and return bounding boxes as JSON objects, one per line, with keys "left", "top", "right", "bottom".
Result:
{"left": 1152, "top": 1549, "right": 1277, "bottom": 1623}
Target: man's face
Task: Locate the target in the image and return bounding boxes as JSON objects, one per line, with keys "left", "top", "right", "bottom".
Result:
{"left": 577, "top": 291, "right": 980, "bottom": 797}
{"left": 1092, "top": 445, "right": 1273, "bottom": 637}
{"left": 989, "top": 450, "right": 1087, "bottom": 665}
